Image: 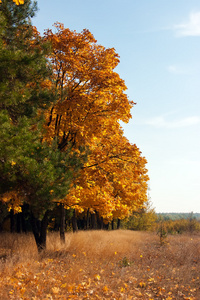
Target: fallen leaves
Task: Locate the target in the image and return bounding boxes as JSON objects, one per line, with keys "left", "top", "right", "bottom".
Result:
{"left": 0, "top": 231, "right": 199, "bottom": 299}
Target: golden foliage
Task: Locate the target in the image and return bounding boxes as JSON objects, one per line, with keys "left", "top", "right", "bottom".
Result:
{"left": 0, "top": 191, "right": 22, "bottom": 213}
{"left": 0, "top": 0, "right": 24, "bottom": 4}
{"left": 43, "top": 23, "right": 149, "bottom": 220}
{"left": 13, "top": 0, "right": 24, "bottom": 4}
{"left": 44, "top": 23, "right": 134, "bottom": 148}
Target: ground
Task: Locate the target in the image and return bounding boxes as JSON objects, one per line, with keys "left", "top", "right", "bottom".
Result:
{"left": 0, "top": 230, "right": 199, "bottom": 299}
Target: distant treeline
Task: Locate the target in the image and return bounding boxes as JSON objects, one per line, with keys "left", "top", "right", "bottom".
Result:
{"left": 157, "top": 212, "right": 200, "bottom": 221}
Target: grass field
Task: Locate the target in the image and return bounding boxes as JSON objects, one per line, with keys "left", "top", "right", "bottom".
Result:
{"left": 0, "top": 230, "right": 199, "bottom": 299}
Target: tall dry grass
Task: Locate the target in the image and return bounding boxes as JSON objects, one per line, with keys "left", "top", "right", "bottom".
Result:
{"left": 0, "top": 230, "right": 199, "bottom": 299}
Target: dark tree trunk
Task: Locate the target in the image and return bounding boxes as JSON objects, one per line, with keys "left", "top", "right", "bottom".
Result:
{"left": 105, "top": 223, "right": 109, "bottom": 230}
{"left": 16, "top": 205, "right": 29, "bottom": 233}
{"left": 60, "top": 203, "right": 65, "bottom": 243}
{"left": 86, "top": 208, "right": 90, "bottom": 230}
{"left": 72, "top": 209, "right": 78, "bottom": 232}
{"left": 91, "top": 213, "right": 96, "bottom": 229}
{"left": 16, "top": 213, "right": 21, "bottom": 233}
{"left": 21, "top": 206, "right": 27, "bottom": 233}
{"left": 117, "top": 218, "right": 121, "bottom": 229}
{"left": 96, "top": 212, "right": 104, "bottom": 229}
{"left": 111, "top": 220, "right": 114, "bottom": 230}
{"left": 31, "top": 211, "right": 49, "bottom": 252}
{"left": 10, "top": 210, "right": 16, "bottom": 233}
{"left": 100, "top": 217, "right": 104, "bottom": 229}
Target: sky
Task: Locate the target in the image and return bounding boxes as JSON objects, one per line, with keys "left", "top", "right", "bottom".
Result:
{"left": 32, "top": 0, "right": 200, "bottom": 213}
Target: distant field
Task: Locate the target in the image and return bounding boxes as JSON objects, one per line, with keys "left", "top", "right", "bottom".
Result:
{"left": 0, "top": 230, "right": 199, "bottom": 299}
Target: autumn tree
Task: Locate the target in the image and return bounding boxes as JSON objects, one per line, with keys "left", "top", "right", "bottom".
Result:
{"left": 66, "top": 124, "right": 149, "bottom": 228}
{"left": 44, "top": 23, "right": 133, "bottom": 147}
{"left": 0, "top": 1, "right": 84, "bottom": 250}
{"left": 44, "top": 23, "right": 149, "bottom": 230}
{"left": 125, "top": 197, "right": 157, "bottom": 231}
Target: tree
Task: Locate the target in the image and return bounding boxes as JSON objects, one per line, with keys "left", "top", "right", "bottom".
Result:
{"left": 43, "top": 22, "right": 133, "bottom": 150}
{"left": 0, "top": 0, "right": 49, "bottom": 122}
{"left": 43, "top": 23, "right": 149, "bottom": 226}
{"left": 0, "top": 1, "right": 84, "bottom": 251}
{"left": 66, "top": 124, "right": 149, "bottom": 224}
{"left": 125, "top": 197, "right": 157, "bottom": 231}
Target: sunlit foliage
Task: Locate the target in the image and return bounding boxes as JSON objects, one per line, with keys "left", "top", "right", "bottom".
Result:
{"left": 44, "top": 23, "right": 149, "bottom": 221}
{"left": 0, "top": 0, "right": 24, "bottom": 5}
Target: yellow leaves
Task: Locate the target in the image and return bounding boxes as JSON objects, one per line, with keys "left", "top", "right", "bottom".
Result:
{"left": 1, "top": 191, "right": 22, "bottom": 214}
{"left": 9, "top": 290, "right": 14, "bottom": 295}
{"left": 8, "top": 205, "right": 22, "bottom": 214}
{"left": 42, "top": 22, "right": 149, "bottom": 220}
{"left": 1, "top": 232, "right": 200, "bottom": 299}
{"left": 1, "top": 0, "right": 25, "bottom": 5}
{"left": 14, "top": 0, "right": 24, "bottom": 4}
{"left": 67, "top": 285, "right": 75, "bottom": 293}
{"left": 138, "top": 281, "right": 146, "bottom": 288}
{"left": 94, "top": 274, "right": 101, "bottom": 281}
{"left": 102, "top": 285, "right": 109, "bottom": 292}
{"left": 11, "top": 160, "right": 16, "bottom": 166}
{"left": 44, "top": 23, "right": 134, "bottom": 146}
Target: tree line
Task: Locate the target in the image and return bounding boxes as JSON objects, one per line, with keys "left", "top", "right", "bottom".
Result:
{"left": 0, "top": 0, "right": 149, "bottom": 251}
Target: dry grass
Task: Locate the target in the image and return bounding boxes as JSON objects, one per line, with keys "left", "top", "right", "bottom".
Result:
{"left": 0, "top": 230, "right": 199, "bottom": 299}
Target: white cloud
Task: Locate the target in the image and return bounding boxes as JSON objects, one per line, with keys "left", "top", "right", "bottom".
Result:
{"left": 174, "top": 11, "right": 200, "bottom": 37}
{"left": 167, "top": 65, "right": 186, "bottom": 74}
{"left": 167, "top": 65, "right": 178, "bottom": 73}
{"left": 145, "top": 116, "right": 200, "bottom": 128}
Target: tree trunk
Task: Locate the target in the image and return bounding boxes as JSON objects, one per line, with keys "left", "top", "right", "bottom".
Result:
{"left": 16, "top": 213, "right": 22, "bottom": 233}
{"left": 105, "top": 223, "right": 109, "bottom": 230}
{"left": 21, "top": 205, "right": 27, "bottom": 233}
{"left": 96, "top": 212, "right": 104, "bottom": 229}
{"left": 31, "top": 211, "right": 49, "bottom": 252}
{"left": 111, "top": 220, "right": 114, "bottom": 230}
{"left": 10, "top": 210, "right": 16, "bottom": 233}
{"left": 60, "top": 203, "right": 65, "bottom": 243}
{"left": 86, "top": 208, "right": 90, "bottom": 230}
{"left": 117, "top": 218, "right": 121, "bottom": 229}
{"left": 91, "top": 213, "right": 96, "bottom": 229}
{"left": 100, "top": 217, "right": 104, "bottom": 229}
{"left": 72, "top": 209, "right": 78, "bottom": 232}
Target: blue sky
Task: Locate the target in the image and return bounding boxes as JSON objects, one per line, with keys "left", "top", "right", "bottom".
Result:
{"left": 33, "top": 0, "right": 200, "bottom": 213}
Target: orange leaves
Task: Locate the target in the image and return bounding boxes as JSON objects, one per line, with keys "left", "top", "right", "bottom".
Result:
{"left": 1, "top": 232, "right": 200, "bottom": 299}
{"left": 44, "top": 23, "right": 134, "bottom": 150}
{"left": 0, "top": 0, "right": 24, "bottom": 4}
{"left": 1, "top": 191, "right": 22, "bottom": 213}
{"left": 13, "top": 0, "right": 24, "bottom": 5}
{"left": 60, "top": 117, "right": 149, "bottom": 220}
{"left": 42, "top": 23, "right": 148, "bottom": 221}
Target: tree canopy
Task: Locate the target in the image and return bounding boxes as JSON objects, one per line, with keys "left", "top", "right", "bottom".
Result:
{"left": 0, "top": 1, "right": 149, "bottom": 249}
{"left": 43, "top": 23, "right": 149, "bottom": 221}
